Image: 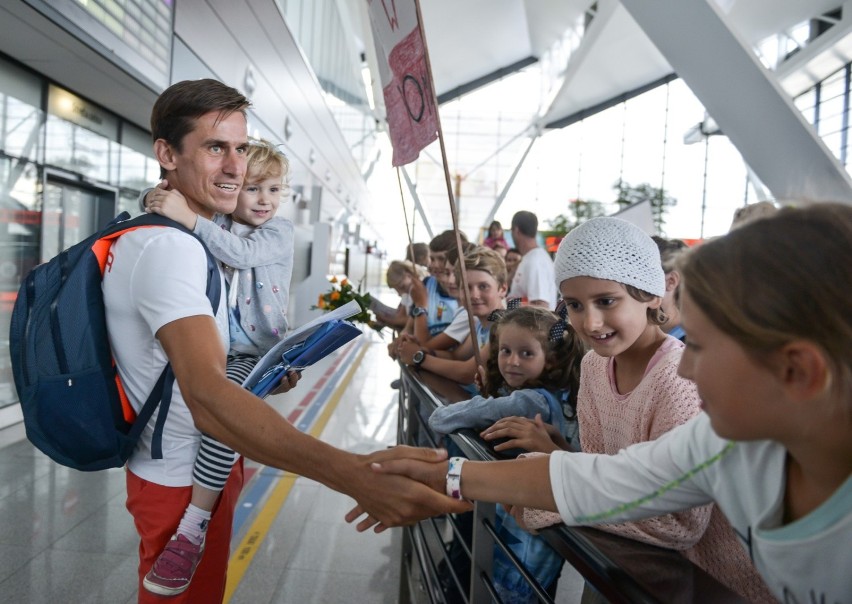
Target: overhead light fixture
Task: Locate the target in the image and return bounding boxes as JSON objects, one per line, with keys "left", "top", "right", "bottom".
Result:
{"left": 244, "top": 66, "right": 256, "bottom": 97}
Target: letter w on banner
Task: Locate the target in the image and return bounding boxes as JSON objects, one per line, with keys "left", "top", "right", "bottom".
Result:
{"left": 368, "top": 0, "right": 438, "bottom": 167}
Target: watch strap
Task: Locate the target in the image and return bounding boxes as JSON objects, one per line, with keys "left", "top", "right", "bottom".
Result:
{"left": 446, "top": 457, "right": 466, "bottom": 500}
{"left": 412, "top": 349, "right": 425, "bottom": 366}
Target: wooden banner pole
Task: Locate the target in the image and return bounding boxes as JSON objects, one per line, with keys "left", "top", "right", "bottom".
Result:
{"left": 396, "top": 167, "right": 416, "bottom": 266}
{"left": 413, "top": 0, "right": 482, "bottom": 370}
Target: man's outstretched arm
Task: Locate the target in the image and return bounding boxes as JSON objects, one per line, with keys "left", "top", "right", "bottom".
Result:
{"left": 158, "top": 315, "right": 470, "bottom": 527}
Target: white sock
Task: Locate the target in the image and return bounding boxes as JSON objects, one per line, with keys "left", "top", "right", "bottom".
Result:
{"left": 177, "top": 504, "right": 211, "bottom": 545}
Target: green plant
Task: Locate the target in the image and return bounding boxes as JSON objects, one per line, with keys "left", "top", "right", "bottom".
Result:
{"left": 614, "top": 181, "right": 677, "bottom": 234}
{"left": 545, "top": 198, "right": 608, "bottom": 236}
{"left": 313, "top": 276, "right": 382, "bottom": 331}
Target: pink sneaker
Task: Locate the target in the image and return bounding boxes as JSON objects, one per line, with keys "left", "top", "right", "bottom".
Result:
{"left": 143, "top": 532, "right": 205, "bottom": 596}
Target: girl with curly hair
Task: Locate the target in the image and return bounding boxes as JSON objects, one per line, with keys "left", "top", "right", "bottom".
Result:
{"left": 428, "top": 306, "right": 585, "bottom": 604}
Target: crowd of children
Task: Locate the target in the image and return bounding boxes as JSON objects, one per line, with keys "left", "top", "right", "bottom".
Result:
{"left": 361, "top": 202, "right": 851, "bottom": 604}
{"left": 130, "top": 180, "right": 851, "bottom": 602}
{"left": 387, "top": 216, "right": 777, "bottom": 602}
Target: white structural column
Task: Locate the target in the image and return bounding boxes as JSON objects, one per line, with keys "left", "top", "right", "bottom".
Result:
{"left": 620, "top": 0, "right": 852, "bottom": 204}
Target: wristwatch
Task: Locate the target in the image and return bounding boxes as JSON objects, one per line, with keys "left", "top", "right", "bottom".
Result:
{"left": 410, "top": 306, "right": 427, "bottom": 318}
{"left": 411, "top": 349, "right": 426, "bottom": 366}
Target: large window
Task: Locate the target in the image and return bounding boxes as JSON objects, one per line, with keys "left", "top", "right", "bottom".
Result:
{"left": 798, "top": 64, "right": 851, "bottom": 167}
{"left": 0, "top": 55, "right": 159, "bottom": 416}
{"left": 0, "top": 157, "right": 39, "bottom": 409}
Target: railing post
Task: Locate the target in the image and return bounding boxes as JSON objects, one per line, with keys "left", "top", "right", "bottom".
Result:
{"left": 398, "top": 524, "right": 413, "bottom": 604}
{"left": 469, "top": 500, "right": 496, "bottom": 604}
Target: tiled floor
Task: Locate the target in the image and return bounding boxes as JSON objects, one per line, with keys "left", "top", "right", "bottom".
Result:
{"left": 227, "top": 335, "right": 403, "bottom": 603}
{"left": 0, "top": 332, "right": 583, "bottom": 603}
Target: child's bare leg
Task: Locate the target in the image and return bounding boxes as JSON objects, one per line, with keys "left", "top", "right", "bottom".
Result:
{"left": 189, "top": 482, "right": 220, "bottom": 512}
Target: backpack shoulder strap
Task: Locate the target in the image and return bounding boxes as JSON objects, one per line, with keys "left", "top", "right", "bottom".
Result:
{"left": 101, "top": 213, "right": 221, "bottom": 312}
{"left": 105, "top": 212, "right": 221, "bottom": 460}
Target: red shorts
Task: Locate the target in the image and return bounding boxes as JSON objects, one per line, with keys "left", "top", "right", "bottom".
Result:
{"left": 126, "top": 459, "right": 244, "bottom": 603}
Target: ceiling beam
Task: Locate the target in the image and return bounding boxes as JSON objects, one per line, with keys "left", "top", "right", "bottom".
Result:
{"left": 544, "top": 73, "right": 677, "bottom": 129}
{"left": 436, "top": 56, "right": 538, "bottom": 105}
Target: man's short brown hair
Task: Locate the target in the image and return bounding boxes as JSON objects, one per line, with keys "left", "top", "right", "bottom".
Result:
{"left": 511, "top": 211, "right": 538, "bottom": 238}
{"left": 150, "top": 79, "right": 250, "bottom": 152}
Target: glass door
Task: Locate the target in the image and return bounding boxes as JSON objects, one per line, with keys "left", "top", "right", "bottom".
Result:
{"left": 40, "top": 174, "right": 117, "bottom": 263}
{"left": 0, "top": 174, "right": 116, "bottom": 428}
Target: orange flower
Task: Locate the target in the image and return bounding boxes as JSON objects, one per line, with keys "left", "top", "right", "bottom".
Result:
{"left": 330, "top": 291, "right": 340, "bottom": 301}
{"left": 330, "top": 276, "right": 338, "bottom": 283}
{"left": 317, "top": 295, "right": 325, "bottom": 309}
{"left": 341, "top": 278, "right": 349, "bottom": 288}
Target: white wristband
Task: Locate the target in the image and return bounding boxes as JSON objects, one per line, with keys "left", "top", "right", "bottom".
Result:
{"left": 446, "top": 457, "right": 466, "bottom": 500}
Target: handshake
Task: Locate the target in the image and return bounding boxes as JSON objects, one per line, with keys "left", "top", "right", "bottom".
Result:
{"left": 343, "top": 446, "right": 471, "bottom": 533}
{"left": 342, "top": 445, "right": 557, "bottom": 533}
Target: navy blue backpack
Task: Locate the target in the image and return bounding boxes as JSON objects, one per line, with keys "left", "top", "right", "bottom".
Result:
{"left": 9, "top": 212, "right": 220, "bottom": 471}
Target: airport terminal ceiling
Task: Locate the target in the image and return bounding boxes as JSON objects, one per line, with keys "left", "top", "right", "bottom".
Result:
{"left": 1, "top": 0, "right": 851, "bottom": 242}
{"left": 3, "top": 0, "right": 848, "bottom": 158}
{"left": 1, "top": 0, "right": 848, "bottom": 151}
{"left": 353, "top": 0, "right": 852, "bottom": 243}
{"left": 397, "top": 0, "right": 851, "bottom": 125}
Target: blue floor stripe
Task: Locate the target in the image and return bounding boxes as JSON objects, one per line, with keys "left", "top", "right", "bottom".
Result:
{"left": 231, "top": 466, "right": 283, "bottom": 533}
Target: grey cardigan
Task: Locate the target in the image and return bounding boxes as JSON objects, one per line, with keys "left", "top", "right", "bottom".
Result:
{"left": 194, "top": 214, "right": 294, "bottom": 356}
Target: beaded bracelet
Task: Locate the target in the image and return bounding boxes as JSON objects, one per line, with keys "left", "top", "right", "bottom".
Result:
{"left": 445, "top": 457, "right": 466, "bottom": 500}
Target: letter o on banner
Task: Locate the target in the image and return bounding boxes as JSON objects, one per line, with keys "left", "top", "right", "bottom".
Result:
{"left": 402, "top": 74, "right": 425, "bottom": 122}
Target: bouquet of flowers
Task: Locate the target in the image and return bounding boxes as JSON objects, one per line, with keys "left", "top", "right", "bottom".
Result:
{"left": 313, "top": 276, "right": 382, "bottom": 331}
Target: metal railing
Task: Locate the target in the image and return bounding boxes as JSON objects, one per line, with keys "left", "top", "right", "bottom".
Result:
{"left": 397, "top": 365, "right": 746, "bottom": 604}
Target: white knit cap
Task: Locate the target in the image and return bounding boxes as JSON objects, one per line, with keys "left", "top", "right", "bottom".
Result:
{"left": 554, "top": 217, "right": 665, "bottom": 297}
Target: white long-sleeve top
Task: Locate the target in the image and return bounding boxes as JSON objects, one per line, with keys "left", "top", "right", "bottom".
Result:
{"left": 550, "top": 412, "right": 852, "bottom": 603}
{"left": 576, "top": 338, "right": 773, "bottom": 601}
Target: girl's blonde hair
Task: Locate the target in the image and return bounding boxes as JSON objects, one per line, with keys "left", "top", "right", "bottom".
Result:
{"left": 653, "top": 236, "right": 689, "bottom": 274}
{"left": 679, "top": 202, "right": 852, "bottom": 398}
{"left": 454, "top": 246, "right": 508, "bottom": 287}
{"left": 483, "top": 307, "right": 585, "bottom": 408}
{"left": 386, "top": 260, "right": 420, "bottom": 289}
{"left": 729, "top": 200, "right": 778, "bottom": 231}
{"left": 246, "top": 138, "right": 290, "bottom": 183}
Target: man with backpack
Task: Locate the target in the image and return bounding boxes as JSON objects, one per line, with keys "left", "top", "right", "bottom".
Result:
{"left": 102, "top": 79, "right": 468, "bottom": 602}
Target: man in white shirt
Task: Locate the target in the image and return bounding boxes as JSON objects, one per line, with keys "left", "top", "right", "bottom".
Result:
{"left": 105, "top": 79, "right": 467, "bottom": 603}
{"left": 509, "top": 211, "right": 557, "bottom": 309}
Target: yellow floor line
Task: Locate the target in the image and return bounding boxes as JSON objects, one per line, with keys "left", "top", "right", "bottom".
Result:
{"left": 224, "top": 342, "right": 370, "bottom": 602}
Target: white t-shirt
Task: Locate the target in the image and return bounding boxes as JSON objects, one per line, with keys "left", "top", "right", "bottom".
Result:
{"left": 442, "top": 307, "right": 476, "bottom": 343}
{"left": 549, "top": 413, "right": 852, "bottom": 602}
{"left": 103, "top": 228, "right": 229, "bottom": 486}
{"left": 510, "top": 247, "right": 557, "bottom": 309}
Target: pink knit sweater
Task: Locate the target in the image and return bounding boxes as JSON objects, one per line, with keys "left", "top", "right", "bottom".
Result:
{"left": 577, "top": 337, "right": 775, "bottom": 602}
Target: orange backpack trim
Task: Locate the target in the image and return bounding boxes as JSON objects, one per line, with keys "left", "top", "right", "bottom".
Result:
{"left": 91, "top": 224, "right": 169, "bottom": 424}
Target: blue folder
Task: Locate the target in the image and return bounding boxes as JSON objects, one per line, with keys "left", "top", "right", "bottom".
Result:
{"left": 249, "top": 319, "right": 361, "bottom": 398}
